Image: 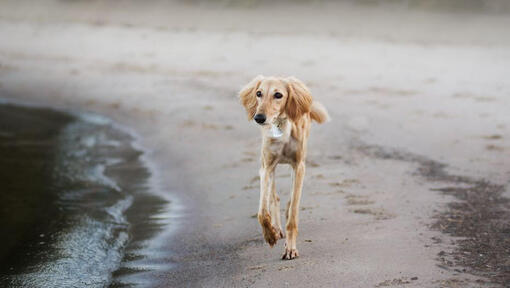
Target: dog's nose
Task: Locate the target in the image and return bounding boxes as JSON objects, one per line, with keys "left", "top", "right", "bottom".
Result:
{"left": 254, "top": 114, "right": 266, "bottom": 124}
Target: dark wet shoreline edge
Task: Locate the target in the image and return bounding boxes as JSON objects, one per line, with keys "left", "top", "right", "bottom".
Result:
{"left": 0, "top": 99, "right": 180, "bottom": 287}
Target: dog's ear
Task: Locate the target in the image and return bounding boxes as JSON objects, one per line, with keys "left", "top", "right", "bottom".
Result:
{"left": 239, "top": 75, "right": 264, "bottom": 120}
{"left": 285, "top": 77, "right": 313, "bottom": 121}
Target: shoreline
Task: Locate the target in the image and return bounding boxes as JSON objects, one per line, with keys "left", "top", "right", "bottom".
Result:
{"left": 0, "top": 99, "right": 180, "bottom": 287}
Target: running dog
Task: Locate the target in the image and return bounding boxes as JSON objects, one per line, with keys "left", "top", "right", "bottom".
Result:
{"left": 239, "top": 75, "right": 329, "bottom": 260}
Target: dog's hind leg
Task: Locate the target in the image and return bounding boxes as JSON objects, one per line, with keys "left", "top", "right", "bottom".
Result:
{"left": 282, "top": 161, "right": 305, "bottom": 260}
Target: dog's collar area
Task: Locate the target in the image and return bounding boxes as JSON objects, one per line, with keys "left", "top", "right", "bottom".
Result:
{"left": 268, "top": 116, "right": 287, "bottom": 138}
{"left": 273, "top": 116, "right": 286, "bottom": 128}
{"left": 270, "top": 123, "right": 284, "bottom": 138}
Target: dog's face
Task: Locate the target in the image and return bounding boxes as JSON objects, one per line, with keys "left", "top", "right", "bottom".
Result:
{"left": 239, "top": 76, "right": 312, "bottom": 125}
{"left": 251, "top": 77, "right": 288, "bottom": 125}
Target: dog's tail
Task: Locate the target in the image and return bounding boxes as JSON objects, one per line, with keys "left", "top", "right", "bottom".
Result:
{"left": 310, "top": 101, "right": 330, "bottom": 124}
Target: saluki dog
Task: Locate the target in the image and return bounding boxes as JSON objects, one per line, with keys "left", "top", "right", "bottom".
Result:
{"left": 239, "top": 75, "right": 329, "bottom": 260}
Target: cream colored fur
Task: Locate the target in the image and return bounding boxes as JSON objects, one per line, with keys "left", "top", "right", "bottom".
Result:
{"left": 239, "top": 75, "right": 329, "bottom": 260}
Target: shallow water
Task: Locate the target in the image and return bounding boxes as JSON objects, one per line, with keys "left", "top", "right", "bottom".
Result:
{"left": 0, "top": 103, "right": 172, "bottom": 287}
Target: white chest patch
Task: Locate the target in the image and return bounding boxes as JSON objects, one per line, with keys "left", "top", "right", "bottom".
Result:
{"left": 269, "top": 123, "right": 284, "bottom": 138}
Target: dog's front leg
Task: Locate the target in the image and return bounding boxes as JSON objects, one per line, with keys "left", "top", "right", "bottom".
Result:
{"left": 258, "top": 165, "right": 280, "bottom": 247}
{"left": 282, "top": 161, "right": 305, "bottom": 260}
{"left": 270, "top": 177, "right": 284, "bottom": 239}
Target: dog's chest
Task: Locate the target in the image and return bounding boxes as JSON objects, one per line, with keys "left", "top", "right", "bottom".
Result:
{"left": 262, "top": 120, "right": 298, "bottom": 164}
{"left": 266, "top": 136, "right": 297, "bottom": 164}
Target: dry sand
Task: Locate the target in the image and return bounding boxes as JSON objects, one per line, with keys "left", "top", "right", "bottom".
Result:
{"left": 0, "top": 1, "right": 509, "bottom": 287}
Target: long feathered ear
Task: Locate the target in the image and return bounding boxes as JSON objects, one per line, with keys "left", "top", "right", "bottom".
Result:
{"left": 239, "top": 75, "right": 264, "bottom": 120}
{"left": 285, "top": 77, "right": 313, "bottom": 121}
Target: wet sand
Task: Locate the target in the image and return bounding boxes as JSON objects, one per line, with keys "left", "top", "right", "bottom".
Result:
{"left": 0, "top": 1, "right": 509, "bottom": 287}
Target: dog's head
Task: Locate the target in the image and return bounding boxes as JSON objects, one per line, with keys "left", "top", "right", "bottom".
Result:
{"left": 239, "top": 75, "right": 312, "bottom": 125}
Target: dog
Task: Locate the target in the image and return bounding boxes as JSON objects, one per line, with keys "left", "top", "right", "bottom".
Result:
{"left": 239, "top": 75, "right": 329, "bottom": 260}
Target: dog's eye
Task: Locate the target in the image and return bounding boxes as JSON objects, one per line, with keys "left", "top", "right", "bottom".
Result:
{"left": 274, "top": 92, "right": 283, "bottom": 99}
{"left": 256, "top": 91, "right": 262, "bottom": 97}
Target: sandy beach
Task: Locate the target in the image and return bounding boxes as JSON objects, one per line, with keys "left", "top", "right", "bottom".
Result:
{"left": 1, "top": 1, "right": 509, "bottom": 287}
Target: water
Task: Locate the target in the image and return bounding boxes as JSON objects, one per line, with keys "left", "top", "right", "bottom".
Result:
{"left": 0, "top": 103, "right": 172, "bottom": 287}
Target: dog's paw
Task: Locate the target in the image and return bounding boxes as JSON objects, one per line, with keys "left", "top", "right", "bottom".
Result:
{"left": 262, "top": 224, "right": 281, "bottom": 247}
{"left": 281, "top": 247, "right": 299, "bottom": 260}
{"left": 259, "top": 213, "right": 282, "bottom": 247}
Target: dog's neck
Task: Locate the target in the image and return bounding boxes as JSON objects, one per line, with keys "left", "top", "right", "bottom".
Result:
{"left": 266, "top": 116, "right": 289, "bottom": 138}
